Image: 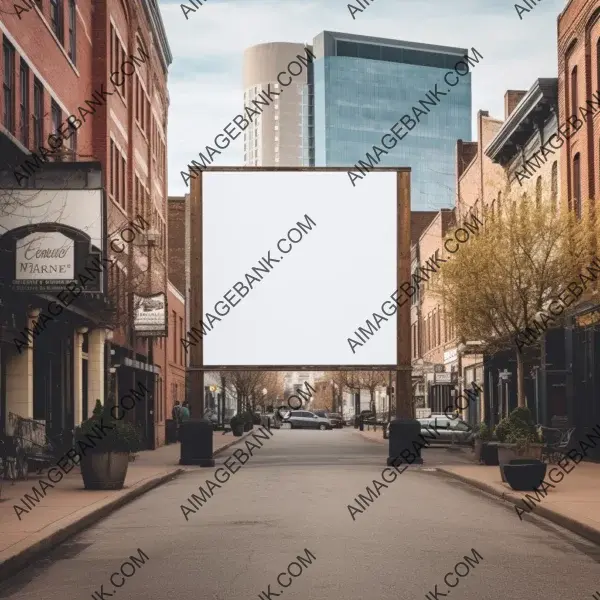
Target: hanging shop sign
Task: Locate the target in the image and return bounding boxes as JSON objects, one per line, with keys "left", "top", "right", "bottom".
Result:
{"left": 133, "top": 292, "right": 167, "bottom": 337}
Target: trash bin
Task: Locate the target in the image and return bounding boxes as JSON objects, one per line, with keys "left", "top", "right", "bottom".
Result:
{"left": 166, "top": 419, "right": 178, "bottom": 444}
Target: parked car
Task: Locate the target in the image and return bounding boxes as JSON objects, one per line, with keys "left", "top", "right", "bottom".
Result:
{"left": 419, "top": 416, "right": 473, "bottom": 444}
{"left": 383, "top": 416, "right": 473, "bottom": 444}
{"left": 282, "top": 410, "right": 332, "bottom": 430}
{"left": 327, "top": 413, "right": 344, "bottom": 428}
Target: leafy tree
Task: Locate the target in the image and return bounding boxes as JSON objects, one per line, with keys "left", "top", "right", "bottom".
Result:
{"left": 431, "top": 182, "right": 590, "bottom": 407}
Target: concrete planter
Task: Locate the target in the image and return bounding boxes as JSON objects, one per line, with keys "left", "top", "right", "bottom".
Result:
{"left": 495, "top": 443, "right": 543, "bottom": 483}
{"left": 80, "top": 452, "right": 129, "bottom": 490}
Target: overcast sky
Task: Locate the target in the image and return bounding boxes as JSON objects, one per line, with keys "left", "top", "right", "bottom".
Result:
{"left": 159, "top": 0, "right": 564, "bottom": 198}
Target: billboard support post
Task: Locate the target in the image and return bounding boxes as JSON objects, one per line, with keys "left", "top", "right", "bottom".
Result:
{"left": 387, "top": 170, "right": 423, "bottom": 465}
{"left": 182, "top": 169, "right": 215, "bottom": 467}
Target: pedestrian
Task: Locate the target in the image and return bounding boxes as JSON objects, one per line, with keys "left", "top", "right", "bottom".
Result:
{"left": 180, "top": 401, "right": 191, "bottom": 422}
{"left": 172, "top": 400, "right": 182, "bottom": 422}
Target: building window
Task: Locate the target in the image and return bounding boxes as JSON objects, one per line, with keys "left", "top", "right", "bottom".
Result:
{"left": 33, "top": 78, "right": 43, "bottom": 148}
{"left": 179, "top": 317, "right": 184, "bottom": 364}
{"left": 535, "top": 176, "right": 542, "bottom": 208}
{"left": 571, "top": 65, "right": 578, "bottom": 117}
{"left": 50, "top": 0, "right": 64, "bottom": 44}
{"left": 573, "top": 153, "right": 581, "bottom": 219}
{"left": 121, "top": 154, "right": 126, "bottom": 209}
{"left": 69, "top": 124, "right": 77, "bottom": 154}
{"left": 68, "top": 0, "right": 76, "bottom": 64}
{"left": 597, "top": 39, "right": 600, "bottom": 98}
{"left": 3, "top": 38, "right": 15, "bottom": 134}
{"left": 551, "top": 161, "right": 558, "bottom": 208}
{"left": 172, "top": 310, "right": 177, "bottom": 358}
{"left": 19, "top": 60, "right": 29, "bottom": 146}
{"left": 109, "top": 140, "right": 115, "bottom": 196}
{"left": 50, "top": 100, "right": 61, "bottom": 154}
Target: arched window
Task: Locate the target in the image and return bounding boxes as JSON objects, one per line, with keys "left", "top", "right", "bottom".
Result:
{"left": 573, "top": 153, "right": 581, "bottom": 219}
{"left": 597, "top": 39, "right": 600, "bottom": 95}
{"left": 536, "top": 176, "right": 542, "bottom": 207}
{"left": 571, "top": 65, "right": 578, "bottom": 117}
{"left": 551, "top": 161, "right": 558, "bottom": 208}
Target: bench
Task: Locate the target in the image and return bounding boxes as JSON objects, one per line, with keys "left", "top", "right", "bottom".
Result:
{"left": 5, "top": 413, "right": 57, "bottom": 479}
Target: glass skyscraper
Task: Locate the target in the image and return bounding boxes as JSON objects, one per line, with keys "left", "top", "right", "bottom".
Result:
{"left": 310, "top": 31, "right": 472, "bottom": 211}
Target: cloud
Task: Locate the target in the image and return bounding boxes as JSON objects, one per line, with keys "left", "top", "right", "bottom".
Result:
{"left": 161, "top": 0, "right": 564, "bottom": 197}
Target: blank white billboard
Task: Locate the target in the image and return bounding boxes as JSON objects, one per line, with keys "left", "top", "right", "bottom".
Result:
{"left": 201, "top": 170, "right": 397, "bottom": 365}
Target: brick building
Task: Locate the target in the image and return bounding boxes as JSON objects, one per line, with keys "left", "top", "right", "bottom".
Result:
{"left": 557, "top": 0, "right": 600, "bottom": 451}
{"left": 166, "top": 196, "right": 187, "bottom": 425}
{"left": 166, "top": 281, "right": 186, "bottom": 421}
{"left": 0, "top": 1, "right": 172, "bottom": 448}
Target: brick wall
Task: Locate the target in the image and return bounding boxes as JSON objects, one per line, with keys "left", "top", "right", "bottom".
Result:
{"left": 504, "top": 90, "right": 527, "bottom": 119}
{"left": 166, "top": 282, "right": 186, "bottom": 430}
{"left": 168, "top": 197, "right": 186, "bottom": 294}
{"left": 0, "top": 1, "right": 94, "bottom": 167}
{"left": 558, "top": 0, "right": 600, "bottom": 211}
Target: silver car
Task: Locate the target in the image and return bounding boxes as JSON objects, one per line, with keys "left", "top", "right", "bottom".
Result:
{"left": 383, "top": 416, "right": 473, "bottom": 444}
{"left": 419, "top": 417, "right": 473, "bottom": 444}
{"left": 283, "top": 410, "right": 332, "bottom": 430}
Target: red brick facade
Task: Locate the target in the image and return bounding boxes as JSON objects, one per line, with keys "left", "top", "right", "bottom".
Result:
{"left": 558, "top": 0, "right": 600, "bottom": 213}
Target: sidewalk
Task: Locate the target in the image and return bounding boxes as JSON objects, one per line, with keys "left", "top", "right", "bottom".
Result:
{"left": 0, "top": 430, "right": 250, "bottom": 582}
{"left": 356, "top": 429, "right": 600, "bottom": 544}
{"left": 438, "top": 462, "right": 600, "bottom": 546}
{"left": 354, "top": 428, "right": 386, "bottom": 444}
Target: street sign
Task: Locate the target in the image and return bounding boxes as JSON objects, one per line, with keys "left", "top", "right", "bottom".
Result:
{"left": 434, "top": 372, "right": 452, "bottom": 383}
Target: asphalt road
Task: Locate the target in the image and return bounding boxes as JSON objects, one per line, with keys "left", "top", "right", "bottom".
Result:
{"left": 2, "top": 428, "right": 599, "bottom": 600}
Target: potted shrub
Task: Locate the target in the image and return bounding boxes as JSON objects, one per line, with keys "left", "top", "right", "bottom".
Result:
{"left": 74, "top": 400, "right": 141, "bottom": 490}
{"left": 230, "top": 414, "right": 245, "bottom": 437}
{"left": 252, "top": 411, "right": 262, "bottom": 426}
{"left": 495, "top": 407, "right": 542, "bottom": 482}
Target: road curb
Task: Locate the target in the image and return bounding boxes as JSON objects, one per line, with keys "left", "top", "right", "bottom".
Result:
{"left": 213, "top": 430, "right": 256, "bottom": 457}
{"left": 0, "top": 468, "right": 183, "bottom": 584}
{"left": 437, "top": 468, "right": 600, "bottom": 547}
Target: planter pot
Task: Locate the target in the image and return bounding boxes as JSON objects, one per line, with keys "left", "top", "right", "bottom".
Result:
{"left": 80, "top": 452, "right": 129, "bottom": 490}
{"left": 243, "top": 422, "right": 252, "bottom": 432}
{"left": 503, "top": 459, "right": 547, "bottom": 491}
{"left": 496, "top": 443, "right": 543, "bottom": 482}
{"left": 481, "top": 442, "right": 499, "bottom": 465}
{"left": 232, "top": 423, "right": 244, "bottom": 437}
